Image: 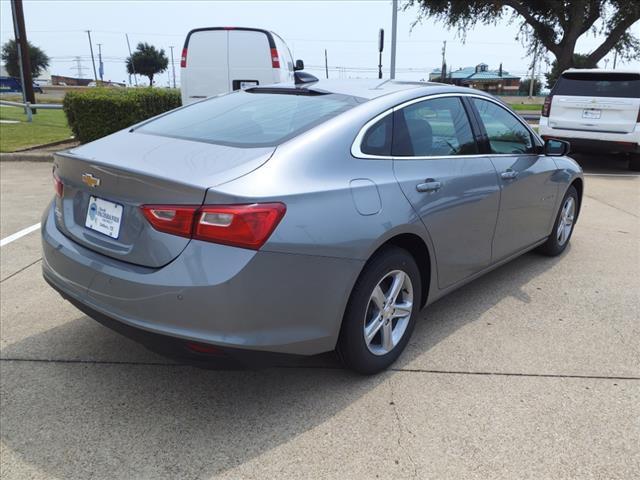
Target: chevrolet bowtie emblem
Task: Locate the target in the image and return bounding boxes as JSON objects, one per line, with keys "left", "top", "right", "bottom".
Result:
{"left": 82, "top": 173, "right": 101, "bottom": 188}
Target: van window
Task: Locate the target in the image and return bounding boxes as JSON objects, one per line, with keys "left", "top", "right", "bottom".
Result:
{"left": 553, "top": 72, "right": 640, "bottom": 98}
{"left": 137, "top": 90, "right": 361, "bottom": 147}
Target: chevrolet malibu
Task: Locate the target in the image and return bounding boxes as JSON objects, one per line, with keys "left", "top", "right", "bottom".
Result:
{"left": 42, "top": 80, "right": 583, "bottom": 374}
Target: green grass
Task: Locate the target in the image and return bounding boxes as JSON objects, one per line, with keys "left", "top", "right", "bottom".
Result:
{"left": 0, "top": 106, "right": 72, "bottom": 152}
{"left": 509, "top": 103, "right": 543, "bottom": 111}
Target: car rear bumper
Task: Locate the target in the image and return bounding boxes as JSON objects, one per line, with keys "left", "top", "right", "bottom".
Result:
{"left": 539, "top": 120, "right": 640, "bottom": 154}
{"left": 41, "top": 202, "right": 363, "bottom": 356}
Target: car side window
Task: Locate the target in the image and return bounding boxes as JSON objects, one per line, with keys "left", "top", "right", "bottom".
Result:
{"left": 472, "top": 98, "right": 534, "bottom": 154}
{"left": 392, "top": 97, "right": 478, "bottom": 157}
{"left": 361, "top": 114, "right": 392, "bottom": 156}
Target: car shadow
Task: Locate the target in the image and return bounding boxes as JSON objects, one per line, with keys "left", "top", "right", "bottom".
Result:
{"left": 0, "top": 250, "right": 563, "bottom": 479}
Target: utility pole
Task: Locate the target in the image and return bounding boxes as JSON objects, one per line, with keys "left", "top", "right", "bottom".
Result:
{"left": 169, "top": 45, "right": 177, "bottom": 88}
{"left": 97, "top": 43, "right": 104, "bottom": 82}
{"left": 440, "top": 40, "right": 447, "bottom": 83}
{"left": 125, "top": 34, "right": 138, "bottom": 86}
{"left": 10, "top": 0, "right": 36, "bottom": 113}
{"left": 613, "top": 50, "right": 618, "bottom": 69}
{"left": 324, "top": 49, "right": 329, "bottom": 79}
{"left": 86, "top": 30, "right": 98, "bottom": 82}
{"left": 529, "top": 42, "right": 539, "bottom": 98}
{"left": 390, "top": 0, "right": 398, "bottom": 79}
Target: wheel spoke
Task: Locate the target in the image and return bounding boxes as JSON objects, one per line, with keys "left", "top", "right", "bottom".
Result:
{"left": 393, "top": 301, "right": 412, "bottom": 318}
{"left": 370, "top": 285, "right": 386, "bottom": 310}
{"left": 364, "top": 313, "right": 383, "bottom": 345}
{"left": 387, "top": 272, "right": 405, "bottom": 304}
{"left": 380, "top": 321, "right": 394, "bottom": 352}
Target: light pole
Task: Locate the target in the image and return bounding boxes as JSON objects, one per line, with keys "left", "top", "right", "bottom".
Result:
{"left": 390, "top": 0, "right": 398, "bottom": 79}
{"left": 169, "top": 45, "right": 176, "bottom": 88}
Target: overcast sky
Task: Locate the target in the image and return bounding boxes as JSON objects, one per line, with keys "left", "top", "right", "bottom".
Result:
{"left": 1, "top": 0, "right": 639, "bottom": 86}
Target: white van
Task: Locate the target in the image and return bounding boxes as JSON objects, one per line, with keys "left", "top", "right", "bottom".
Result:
{"left": 180, "top": 27, "right": 301, "bottom": 105}
{"left": 539, "top": 69, "right": 640, "bottom": 170}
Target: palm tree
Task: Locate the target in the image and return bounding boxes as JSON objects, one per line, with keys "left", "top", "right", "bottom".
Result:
{"left": 126, "top": 42, "right": 168, "bottom": 86}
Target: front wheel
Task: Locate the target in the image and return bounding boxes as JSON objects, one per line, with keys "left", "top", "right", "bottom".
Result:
{"left": 537, "top": 185, "right": 579, "bottom": 256}
{"left": 337, "top": 246, "right": 421, "bottom": 374}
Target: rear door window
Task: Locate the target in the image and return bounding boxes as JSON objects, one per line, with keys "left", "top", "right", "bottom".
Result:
{"left": 392, "top": 97, "right": 478, "bottom": 157}
{"left": 137, "top": 90, "right": 361, "bottom": 147}
{"left": 553, "top": 72, "right": 640, "bottom": 98}
{"left": 472, "top": 98, "right": 534, "bottom": 155}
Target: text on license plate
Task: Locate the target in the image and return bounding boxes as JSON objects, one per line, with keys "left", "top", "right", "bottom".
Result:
{"left": 85, "top": 196, "right": 123, "bottom": 239}
{"left": 582, "top": 109, "right": 601, "bottom": 119}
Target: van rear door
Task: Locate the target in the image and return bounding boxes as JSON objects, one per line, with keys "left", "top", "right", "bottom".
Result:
{"left": 549, "top": 72, "right": 640, "bottom": 134}
{"left": 181, "top": 29, "right": 228, "bottom": 104}
{"left": 228, "top": 30, "right": 274, "bottom": 90}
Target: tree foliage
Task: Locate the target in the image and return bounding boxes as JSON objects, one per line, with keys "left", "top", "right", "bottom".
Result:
{"left": 407, "top": 0, "right": 640, "bottom": 75}
{"left": 545, "top": 53, "right": 594, "bottom": 89}
{"left": 126, "top": 42, "right": 168, "bottom": 86}
{"left": 518, "top": 77, "right": 542, "bottom": 95}
{"left": 1, "top": 39, "right": 50, "bottom": 79}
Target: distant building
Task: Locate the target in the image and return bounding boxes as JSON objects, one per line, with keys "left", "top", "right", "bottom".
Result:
{"left": 429, "top": 63, "right": 521, "bottom": 94}
{"left": 51, "top": 75, "right": 92, "bottom": 87}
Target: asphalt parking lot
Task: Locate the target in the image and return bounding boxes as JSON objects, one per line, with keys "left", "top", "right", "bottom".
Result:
{"left": 1, "top": 156, "right": 638, "bottom": 479}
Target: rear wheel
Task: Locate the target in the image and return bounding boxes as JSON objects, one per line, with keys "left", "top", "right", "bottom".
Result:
{"left": 629, "top": 154, "right": 640, "bottom": 172}
{"left": 537, "top": 185, "right": 578, "bottom": 256}
{"left": 337, "top": 246, "right": 421, "bottom": 374}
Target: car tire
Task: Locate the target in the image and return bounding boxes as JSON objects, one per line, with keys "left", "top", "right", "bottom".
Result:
{"left": 337, "top": 246, "right": 421, "bottom": 375}
{"left": 629, "top": 154, "right": 640, "bottom": 172}
{"left": 537, "top": 185, "right": 579, "bottom": 257}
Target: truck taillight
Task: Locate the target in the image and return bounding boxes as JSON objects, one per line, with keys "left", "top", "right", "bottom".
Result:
{"left": 180, "top": 48, "right": 188, "bottom": 68}
{"left": 270, "top": 47, "right": 280, "bottom": 68}
{"left": 141, "top": 203, "right": 286, "bottom": 250}
{"left": 541, "top": 95, "right": 553, "bottom": 118}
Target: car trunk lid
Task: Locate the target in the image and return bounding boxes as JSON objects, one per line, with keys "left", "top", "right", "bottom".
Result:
{"left": 53, "top": 130, "right": 274, "bottom": 268}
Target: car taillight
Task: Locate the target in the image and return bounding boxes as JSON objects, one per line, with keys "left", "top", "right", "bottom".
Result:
{"left": 53, "top": 171, "right": 63, "bottom": 197}
{"left": 541, "top": 95, "right": 553, "bottom": 117}
{"left": 140, "top": 203, "right": 286, "bottom": 250}
{"left": 180, "top": 47, "right": 187, "bottom": 68}
{"left": 270, "top": 47, "right": 280, "bottom": 68}
{"left": 141, "top": 205, "right": 199, "bottom": 238}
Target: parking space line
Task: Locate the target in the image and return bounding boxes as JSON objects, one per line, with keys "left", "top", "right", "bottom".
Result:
{"left": 584, "top": 173, "right": 640, "bottom": 177}
{"left": 0, "top": 223, "right": 41, "bottom": 247}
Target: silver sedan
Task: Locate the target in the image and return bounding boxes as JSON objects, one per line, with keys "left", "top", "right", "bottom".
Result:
{"left": 42, "top": 80, "right": 583, "bottom": 374}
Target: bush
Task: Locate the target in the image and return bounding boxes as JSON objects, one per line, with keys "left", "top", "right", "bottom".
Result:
{"left": 63, "top": 88, "right": 181, "bottom": 143}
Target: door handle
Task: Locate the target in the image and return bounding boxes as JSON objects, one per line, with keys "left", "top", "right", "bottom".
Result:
{"left": 500, "top": 169, "right": 518, "bottom": 180}
{"left": 416, "top": 179, "right": 442, "bottom": 193}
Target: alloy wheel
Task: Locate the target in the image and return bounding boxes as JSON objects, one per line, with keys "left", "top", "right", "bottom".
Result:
{"left": 363, "top": 270, "right": 413, "bottom": 356}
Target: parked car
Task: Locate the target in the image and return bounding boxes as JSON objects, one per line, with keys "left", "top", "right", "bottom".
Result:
{"left": 42, "top": 80, "right": 583, "bottom": 374}
{"left": 180, "top": 26, "right": 303, "bottom": 105}
{"left": 539, "top": 69, "right": 640, "bottom": 170}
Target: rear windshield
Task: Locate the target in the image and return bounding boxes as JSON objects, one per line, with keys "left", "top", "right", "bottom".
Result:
{"left": 553, "top": 72, "right": 640, "bottom": 98}
{"left": 137, "top": 90, "right": 362, "bottom": 147}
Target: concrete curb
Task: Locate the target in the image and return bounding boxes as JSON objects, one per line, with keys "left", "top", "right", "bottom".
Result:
{"left": 0, "top": 152, "right": 53, "bottom": 162}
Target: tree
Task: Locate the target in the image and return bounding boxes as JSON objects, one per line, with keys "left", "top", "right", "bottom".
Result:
{"left": 1, "top": 39, "right": 50, "bottom": 79}
{"left": 126, "top": 42, "right": 168, "bottom": 86}
{"left": 518, "top": 78, "right": 542, "bottom": 95}
{"left": 407, "top": 1, "right": 640, "bottom": 76}
{"left": 545, "top": 53, "right": 595, "bottom": 89}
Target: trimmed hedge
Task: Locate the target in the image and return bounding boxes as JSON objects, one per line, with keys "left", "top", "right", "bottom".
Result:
{"left": 63, "top": 88, "right": 181, "bottom": 143}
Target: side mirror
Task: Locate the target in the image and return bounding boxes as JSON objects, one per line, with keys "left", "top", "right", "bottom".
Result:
{"left": 294, "top": 59, "right": 304, "bottom": 71}
{"left": 544, "top": 138, "right": 570, "bottom": 156}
